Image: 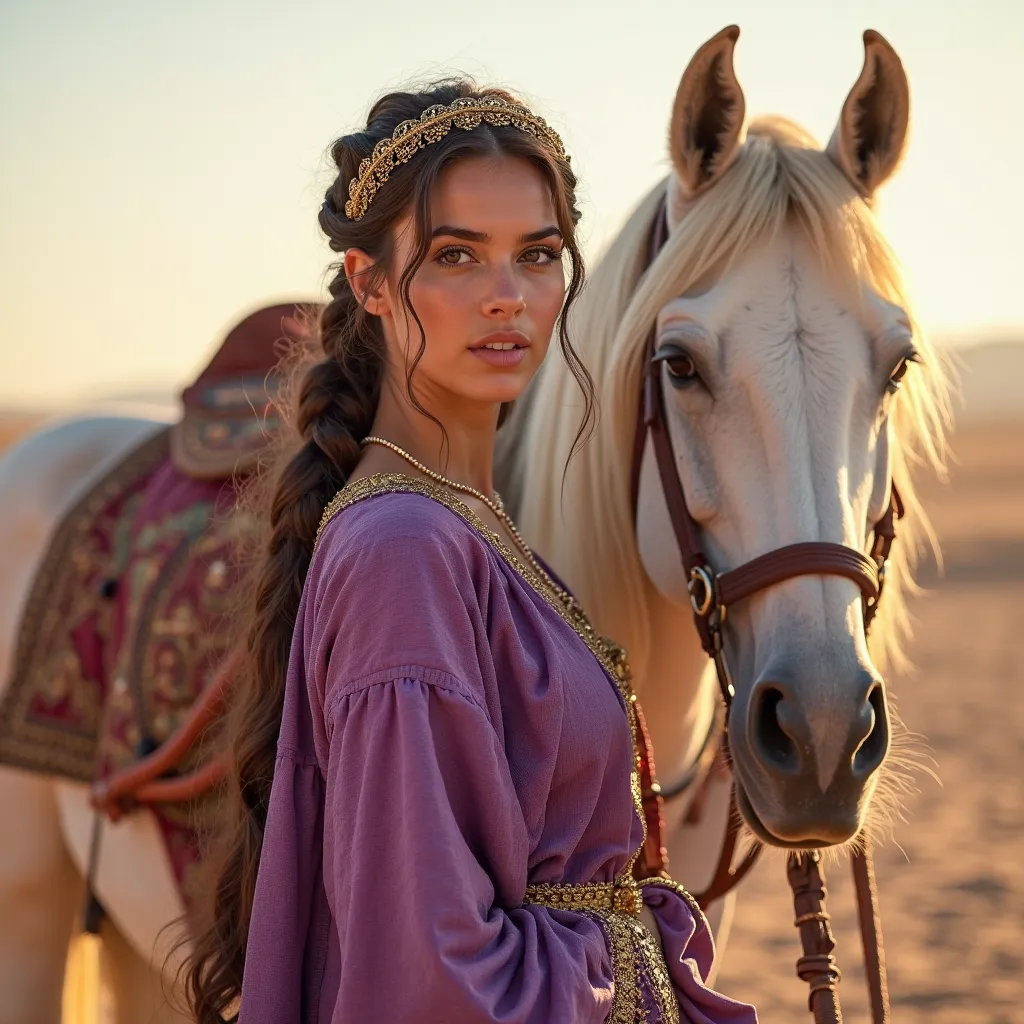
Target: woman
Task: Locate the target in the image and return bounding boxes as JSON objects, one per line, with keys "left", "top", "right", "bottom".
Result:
{"left": 187, "top": 81, "right": 757, "bottom": 1024}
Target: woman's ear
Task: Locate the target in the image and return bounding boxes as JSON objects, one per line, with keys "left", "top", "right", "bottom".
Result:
{"left": 344, "top": 249, "right": 390, "bottom": 317}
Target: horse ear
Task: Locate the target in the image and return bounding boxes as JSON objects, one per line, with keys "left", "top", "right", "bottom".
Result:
{"left": 669, "top": 25, "right": 747, "bottom": 201}
{"left": 827, "top": 30, "right": 910, "bottom": 199}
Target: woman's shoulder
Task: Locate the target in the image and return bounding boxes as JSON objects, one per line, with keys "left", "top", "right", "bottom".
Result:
{"left": 309, "top": 476, "right": 495, "bottom": 599}
{"left": 318, "top": 477, "right": 484, "bottom": 554}
{"left": 302, "top": 478, "right": 500, "bottom": 702}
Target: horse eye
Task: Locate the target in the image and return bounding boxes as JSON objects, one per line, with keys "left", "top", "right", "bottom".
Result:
{"left": 654, "top": 347, "right": 701, "bottom": 385}
{"left": 886, "top": 352, "right": 918, "bottom": 395}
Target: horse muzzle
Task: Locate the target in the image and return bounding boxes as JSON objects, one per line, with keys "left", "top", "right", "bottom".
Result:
{"left": 729, "top": 669, "right": 891, "bottom": 848}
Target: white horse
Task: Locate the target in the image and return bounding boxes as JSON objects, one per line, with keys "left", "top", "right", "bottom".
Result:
{"left": 0, "top": 27, "right": 951, "bottom": 1024}
{"left": 502, "top": 24, "right": 950, "bottom": 959}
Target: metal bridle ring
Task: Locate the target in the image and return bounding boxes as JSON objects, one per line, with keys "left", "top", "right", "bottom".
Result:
{"left": 688, "top": 566, "right": 715, "bottom": 617}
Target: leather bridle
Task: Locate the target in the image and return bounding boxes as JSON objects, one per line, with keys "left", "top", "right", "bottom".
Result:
{"left": 630, "top": 198, "right": 902, "bottom": 711}
{"left": 632, "top": 193, "right": 895, "bottom": 1023}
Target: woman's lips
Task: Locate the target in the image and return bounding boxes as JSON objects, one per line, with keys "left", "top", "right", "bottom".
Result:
{"left": 470, "top": 345, "right": 528, "bottom": 368}
{"left": 469, "top": 332, "right": 531, "bottom": 369}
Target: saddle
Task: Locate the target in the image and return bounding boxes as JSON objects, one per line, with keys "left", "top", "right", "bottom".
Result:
{"left": 0, "top": 302, "right": 309, "bottom": 906}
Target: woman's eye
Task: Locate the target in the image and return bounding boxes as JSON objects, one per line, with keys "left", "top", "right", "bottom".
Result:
{"left": 886, "top": 352, "right": 918, "bottom": 394}
{"left": 435, "top": 247, "right": 473, "bottom": 267}
{"left": 520, "top": 246, "right": 561, "bottom": 265}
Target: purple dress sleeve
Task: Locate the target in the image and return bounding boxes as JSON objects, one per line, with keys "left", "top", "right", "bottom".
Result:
{"left": 642, "top": 882, "right": 754, "bottom": 1023}
{"left": 321, "top": 672, "right": 615, "bottom": 1022}
{"left": 238, "top": 748, "right": 325, "bottom": 1023}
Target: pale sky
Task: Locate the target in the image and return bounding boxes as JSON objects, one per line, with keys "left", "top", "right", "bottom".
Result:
{"left": 1, "top": 0, "right": 1021, "bottom": 408}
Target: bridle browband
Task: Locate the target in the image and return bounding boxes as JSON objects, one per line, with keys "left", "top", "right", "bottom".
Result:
{"left": 633, "top": 192, "right": 894, "bottom": 1023}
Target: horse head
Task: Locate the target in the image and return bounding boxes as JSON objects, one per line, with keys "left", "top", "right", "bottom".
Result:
{"left": 512, "top": 27, "right": 951, "bottom": 851}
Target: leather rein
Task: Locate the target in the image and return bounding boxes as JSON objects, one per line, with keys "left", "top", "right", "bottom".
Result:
{"left": 632, "top": 193, "right": 893, "bottom": 1023}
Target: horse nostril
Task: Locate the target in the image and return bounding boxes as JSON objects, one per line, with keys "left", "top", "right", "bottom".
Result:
{"left": 852, "top": 684, "right": 889, "bottom": 778}
{"left": 752, "top": 685, "right": 801, "bottom": 774}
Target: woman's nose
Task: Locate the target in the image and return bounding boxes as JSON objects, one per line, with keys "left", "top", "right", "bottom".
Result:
{"left": 483, "top": 265, "right": 526, "bottom": 318}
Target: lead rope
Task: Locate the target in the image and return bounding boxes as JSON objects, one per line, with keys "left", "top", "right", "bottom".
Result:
{"left": 852, "top": 842, "right": 891, "bottom": 1024}
{"left": 782, "top": 842, "right": 891, "bottom": 1024}
{"left": 788, "top": 851, "right": 843, "bottom": 1023}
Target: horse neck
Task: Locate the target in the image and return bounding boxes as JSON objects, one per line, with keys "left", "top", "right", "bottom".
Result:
{"left": 634, "top": 587, "right": 717, "bottom": 792}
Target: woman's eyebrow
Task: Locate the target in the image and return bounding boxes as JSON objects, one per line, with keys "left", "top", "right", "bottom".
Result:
{"left": 429, "top": 225, "right": 563, "bottom": 243}
{"left": 431, "top": 225, "right": 488, "bottom": 241}
{"left": 518, "top": 226, "right": 561, "bottom": 243}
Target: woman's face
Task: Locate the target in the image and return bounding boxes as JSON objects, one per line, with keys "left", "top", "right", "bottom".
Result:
{"left": 361, "top": 154, "right": 567, "bottom": 411}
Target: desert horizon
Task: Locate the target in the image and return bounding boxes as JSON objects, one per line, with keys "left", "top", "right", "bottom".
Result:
{"left": 2, "top": 334, "right": 1022, "bottom": 427}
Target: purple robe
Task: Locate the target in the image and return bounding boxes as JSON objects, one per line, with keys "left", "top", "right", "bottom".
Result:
{"left": 239, "top": 475, "right": 757, "bottom": 1024}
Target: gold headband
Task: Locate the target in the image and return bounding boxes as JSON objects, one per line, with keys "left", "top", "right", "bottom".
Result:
{"left": 344, "top": 96, "right": 568, "bottom": 221}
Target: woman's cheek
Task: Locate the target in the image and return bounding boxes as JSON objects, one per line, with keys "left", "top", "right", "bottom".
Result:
{"left": 529, "top": 272, "right": 567, "bottom": 332}
{"left": 409, "top": 280, "right": 479, "bottom": 368}
{"left": 410, "top": 277, "right": 468, "bottom": 334}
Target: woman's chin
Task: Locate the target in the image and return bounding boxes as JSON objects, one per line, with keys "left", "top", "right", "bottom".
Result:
{"left": 462, "top": 376, "right": 536, "bottom": 408}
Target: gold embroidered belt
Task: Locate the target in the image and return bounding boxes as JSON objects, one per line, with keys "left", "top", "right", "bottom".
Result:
{"left": 523, "top": 875, "right": 643, "bottom": 916}
{"left": 523, "top": 875, "right": 702, "bottom": 1024}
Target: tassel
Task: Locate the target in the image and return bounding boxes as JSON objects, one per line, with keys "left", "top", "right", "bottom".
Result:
{"left": 62, "top": 931, "right": 104, "bottom": 1024}
{"left": 62, "top": 814, "right": 114, "bottom": 1024}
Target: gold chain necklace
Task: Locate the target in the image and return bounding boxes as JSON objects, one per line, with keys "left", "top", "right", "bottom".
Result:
{"left": 361, "top": 435, "right": 581, "bottom": 614}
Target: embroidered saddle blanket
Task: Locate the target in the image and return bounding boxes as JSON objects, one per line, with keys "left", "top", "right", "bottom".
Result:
{"left": 0, "top": 302, "right": 308, "bottom": 905}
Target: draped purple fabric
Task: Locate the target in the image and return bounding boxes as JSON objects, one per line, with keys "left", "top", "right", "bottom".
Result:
{"left": 239, "top": 488, "right": 756, "bottom": 1023}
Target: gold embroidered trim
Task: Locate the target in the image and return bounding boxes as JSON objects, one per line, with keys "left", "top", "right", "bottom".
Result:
{"left": 600, "top": 911, "right": 645, "bottom": 1023}
{"left": 640, "top": 877, "right": 706, "bottom": 927}
{"left": 316, "top": 473, "right": 647, "bottom": 858}
{"left": 589, "top": 913, "right": 675, "bottom": 1024}
{"left": 523, "top": 877, "right": 704, "bottom": 1022}
{"left": 590, "top": 910, "right": 679, "bottom": 1024}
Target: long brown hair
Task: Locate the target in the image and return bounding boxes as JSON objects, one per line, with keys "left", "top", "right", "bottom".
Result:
{"left": 185, "top": 80, "right": 593, "bottom": 1022}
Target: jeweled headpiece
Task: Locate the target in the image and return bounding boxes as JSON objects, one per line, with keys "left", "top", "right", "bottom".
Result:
{"left": 344, "top": 96, "right": 569, "bottom": 221}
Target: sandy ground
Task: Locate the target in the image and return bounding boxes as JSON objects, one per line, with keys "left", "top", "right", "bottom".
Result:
{"left": 1, "top": 416, "right": 1021, "bottom": 1023}
{"left": 716, "top": 423, "right": 1024, "bottom": 1023}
